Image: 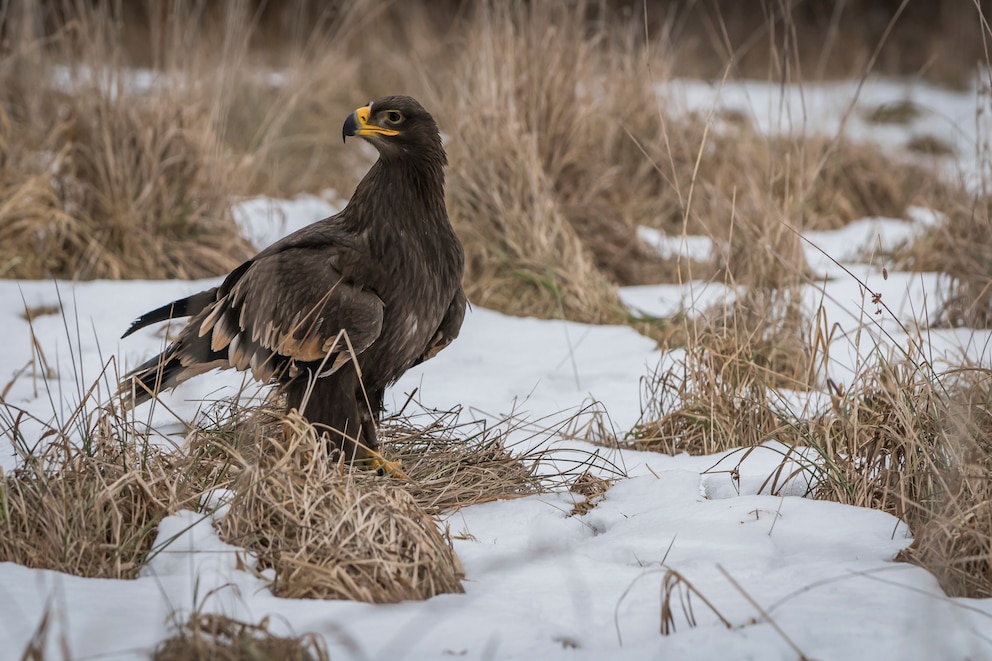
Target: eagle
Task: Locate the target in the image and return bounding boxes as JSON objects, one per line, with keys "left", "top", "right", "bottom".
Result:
{"left": 120, "top": 96, "right": 466, "bottom": 475}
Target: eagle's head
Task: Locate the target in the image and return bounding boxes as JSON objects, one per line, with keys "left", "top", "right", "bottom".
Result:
{"left": 342, "top": 95, "right": 443, "bottom": 164}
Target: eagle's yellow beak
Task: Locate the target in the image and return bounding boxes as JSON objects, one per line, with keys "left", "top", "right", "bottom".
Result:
{"left": 342, "top": 105, "right": 400, "bottom": 142}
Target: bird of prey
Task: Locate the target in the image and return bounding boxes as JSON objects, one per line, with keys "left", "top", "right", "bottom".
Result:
{"left": 120, "top": 96, "right": 466, "bottom": 475}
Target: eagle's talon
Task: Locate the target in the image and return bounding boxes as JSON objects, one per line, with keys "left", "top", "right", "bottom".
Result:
{"left": 366, "top": 452, "right": 408, "bottom": 480}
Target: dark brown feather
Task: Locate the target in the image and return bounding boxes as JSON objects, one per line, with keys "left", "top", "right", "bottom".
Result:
{"left": 120, "top": 96, "right": 465, "bottom": 460}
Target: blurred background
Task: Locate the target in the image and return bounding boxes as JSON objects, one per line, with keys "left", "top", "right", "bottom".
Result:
{"left": 1, "top": 0, "right": 989, "bottom": 327}
{"left": 13, "top": 1, "right": 989, "bottom": 84}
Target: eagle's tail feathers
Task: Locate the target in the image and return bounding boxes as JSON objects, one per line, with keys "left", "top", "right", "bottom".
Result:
{"left": 119, "top": 333, "right": 227, "bottom": 408}
{"left": 118, "top": 350, "right": 187, "bottom": 408}
{"left": 121, "top": 288, "right": 217, "bottom": 339}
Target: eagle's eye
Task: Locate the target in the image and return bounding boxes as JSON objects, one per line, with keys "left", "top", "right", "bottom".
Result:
{"left": 384, "top": 110, "right": 404, "bottom": 124}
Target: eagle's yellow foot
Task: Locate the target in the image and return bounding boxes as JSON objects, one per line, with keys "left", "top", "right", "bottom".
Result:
{"left": 364, "top": 451, "right": 408, "bottom": 479}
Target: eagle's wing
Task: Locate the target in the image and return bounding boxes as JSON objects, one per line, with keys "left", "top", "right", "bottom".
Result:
{"left": 198, "top": 241, "right": 384, "bottom": 382}
{"left": 415, "top": 288, "right": 467, "bottom": 365}
{"left": 120, "top": 224, "right": 385, "bottom": 405}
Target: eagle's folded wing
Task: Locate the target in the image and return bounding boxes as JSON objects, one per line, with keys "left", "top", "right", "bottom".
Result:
{"left": 198, "top": 245, "right": 385, "bottom": 382}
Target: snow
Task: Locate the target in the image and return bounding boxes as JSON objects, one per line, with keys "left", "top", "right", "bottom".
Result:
{"left": 232, "top": 192, "right": 342, "bottom": 248}
{"left": 2, "top": 77, "right": 992, "bottom": 660}
{"left": 659, "top": 78, "right": 991, "bottom": 189}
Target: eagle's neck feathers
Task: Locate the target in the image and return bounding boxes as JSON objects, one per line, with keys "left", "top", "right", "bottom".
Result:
{"left": 345, "top": 149, "right": 449, "bottom": 243}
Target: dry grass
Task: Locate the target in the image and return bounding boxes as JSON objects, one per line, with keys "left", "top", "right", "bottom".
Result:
{"left": 631, "top": 320, "right": 992, "bottom": 598}
{"left": 658, "top": 568, "right": 732, "bottom": 636}
{"left": 809, "top": 355, "right": 949, "bottom": 518}
{"left": 646, "top": 120, "right": 943, "bottom": 240}
{"left": 2, "top": 0, "right": 991, "bottom": 610}
{"left": 186, "top": 396, "right": 550, "bottom": 513}
{"left": 435, "top": 3, "right": 947, "bottom": 311}
{"left": 655, "top": 0, "right": 990, "bottom": 89}
{"left": 0, "top": 0, "right": 973, "bottom": 321}
{"left": 0, "top": 92, "right": 254, "bottom": 280}
{"left": 154, "top": 613, "right": 330, "bottom": 661}
{"left": 905, "top": 134, "right": 956, "bottom": 157}
{"left": 0, "top": 414, "right": 192, "bottom": 579}
{"left": 199, "top": 396, "right": 615, "bottom": 602}
{"left": 629, "top": 369, "right": 788, "bottom": 458}
{"left": 0, "top": 0, "right": 434, "bottom": 280}
{"left": 899, "top": 194, "right": 992, "bottom": 328}
{"left": 211, "top": 406, "right": 555, "bottom": 602}
{"left": 806, "top": 358, "right": 992, "bottom": 597}
{"left": 899, "top": 490, "right": 992, "bottom": 599}
{"left": 0, "top": 375, "right": 538, "bottom": 605}
{"left": 0, "top": 5, "right": 255, "bottom": 280}
{"left": 865, "top": 100, "right": 923, "bottom": 125}
{"left": 436, "top": 0, "right": 657, "bottom": 322}
{"left": 0, "top": 353, "right": 590, "bottom": 603}
{"left": 626, "top": 315, "right": 808, "bottom": 456}
{"left": 567, "top": 470, "right": 613, "bottom": 517}
{"left": 627, "top": 273, "right": 820, "bottom": 455}
{"left": 378, "top": 407, "right": 546, "bottom": 514}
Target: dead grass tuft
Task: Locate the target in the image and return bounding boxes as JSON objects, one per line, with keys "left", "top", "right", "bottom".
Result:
{"left": 198, "top": 395, "right": 620, "bottom": 600}
{"left": 628, "top": 292, "right": 814, "bottom": 455}
{"left": 438, "top": 0, "right": 671, "bottom": 322}
{"left": 809, "top": 357, "right": 992, "bottom": 598}
{"left": 810, "top": 356, "right": 947, "bottom": 517}
{"left": 214, "top": 410, "right": 465, "bottom": 602}
{"left": 0, "top": 415, "right": 191, "bottom": 579}
{"left": 154, "top": 613, "right": 330, "bottom": 661}
{"left": 378, "top": 407, "right": 545, "bottom": 514}
{"left": 865, "top": 100, "right": 922, "bottom": 125}
{"left": 188, "top": 396, "right": 548, "bottom": 515}
{"left": 899, "top": 497, "right": 992, "bottom": 599}
{"left": 628, "top": 354, "right": 790, "bottom": 457}
{"left": 0, "top": 53, "right": 253, "bottom": 279}
{"left": 716, "top": 214, "right": 808, "bottom": 292}
{"left": 649, "top": 122, "right": 942, "bottom": 242}
{"left": 568, "top": 470, "right": 613, "bottom": 516}
{"left": 905, "top": 135, "right": 956, "bottom": 156}
{"left": 899, "top": 194, "right": 992, "bottom": 328}
{"left": 902, "top": 366, "right": 992, "bottom": 599}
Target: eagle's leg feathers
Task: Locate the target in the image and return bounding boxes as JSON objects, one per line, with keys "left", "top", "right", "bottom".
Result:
{"left": 283, "top": 368, "right": 407, "bottom": 478}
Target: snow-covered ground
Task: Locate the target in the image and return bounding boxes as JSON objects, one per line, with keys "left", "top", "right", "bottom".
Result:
{"left": 660, "top": 77, "right": 992, "bottom": 190}
{"left": 2, "top": 78, "right": 992, "bottom": 660}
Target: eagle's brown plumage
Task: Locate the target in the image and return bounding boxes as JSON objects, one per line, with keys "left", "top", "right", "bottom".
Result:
{"left": 120, "top": 96, "right": 466, "bottom": 465}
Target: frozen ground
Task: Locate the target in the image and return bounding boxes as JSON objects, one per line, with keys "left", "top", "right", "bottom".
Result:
{"left": 1, "top": 78, "right": 991, "bottom": 660}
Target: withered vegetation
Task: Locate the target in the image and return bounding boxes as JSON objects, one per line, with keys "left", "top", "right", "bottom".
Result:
{"left": 0, "top": 387, "right": 578, "bottom": 603}
{"left": 1, "top": 0, "right": 990, "bottom": 640}
{"left": 0, "top": 409, "right": 198, "bottom": 578}
{"left": 154, "top": 613, "right": 331, "bottom": 661}
{"left": 1, "top": 1, "right": 973, "bottom": 319}
{"left": 212, "top": 410, "right": 467, "bottom": 603}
